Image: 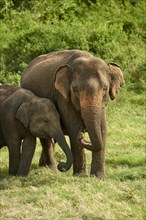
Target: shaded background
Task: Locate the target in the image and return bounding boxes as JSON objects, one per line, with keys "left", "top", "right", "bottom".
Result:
{"left": 0, "top": 0, "right": 146, "bottom": 93}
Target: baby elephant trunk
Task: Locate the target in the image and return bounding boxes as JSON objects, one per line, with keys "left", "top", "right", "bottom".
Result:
{"left": 54, "top": 131, "right": 73, "bottom": 172}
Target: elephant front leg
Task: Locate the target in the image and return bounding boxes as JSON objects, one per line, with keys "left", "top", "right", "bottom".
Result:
{"left": 39, "top": 138, "right": 57, "bottom": 171}
{"left": 90, "top": 109, "right": 107, "bottom": 178}
{"left": 70, "top": 139, "right": 87, "bottom": 175}
{"left": 90, "top": 150, "right": 105, "bottom": 178}
{"left": 65, "top": 122, "right": 87, "bottom": 175}
{"left": 57, "top": 101, "right": 87, "bottom": 175}
{"left": 8, "top": 139, "right": 21, "bottom": 176}
{"left": 17, "top": 134, "right": 36, "bottom": 176}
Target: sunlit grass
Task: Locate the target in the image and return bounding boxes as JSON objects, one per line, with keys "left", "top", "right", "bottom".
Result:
{"left": 0, "top": 91, "right": 145, "bottom": 220}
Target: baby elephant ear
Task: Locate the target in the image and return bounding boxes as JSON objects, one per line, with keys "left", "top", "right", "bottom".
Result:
{"left": 108, "top": 62, "right": 121, "bottom": 68}
{"left": 108, "top": 62, "right": 125, "bottom": 100}
{"left": 16, "top": 102, "right": 31, "bottom": 128}
{"left": 54, "top": 65, "right": 70, "bottom": 102}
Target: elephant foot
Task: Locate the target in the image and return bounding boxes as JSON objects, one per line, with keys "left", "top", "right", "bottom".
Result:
{"left": 9, "top": 172, "right": 17, "bottom": 176}
{"left": 73, "top": 163, "right": 88, "bottom": 176}
{"left": 9, "top": 168, "right": 17, "bottom": 176}
{"left": 90, "top": 171, "right": 105, "bottom": 179}
{"left": 39, "top": 157, "right": 57, "bottom": 170}
{"left": 90, "top": 151, "right": 105, "bottom": 179}
{"left": 39, "top": 149, "right": 57, "bottom": 170}
{"left": 39, "top": 157, "right": 47, "bottom": 167}
{"left": 48, "top": 164, "right": 57, "bottom": 171}
{"left": 73, "top": 170, "right": 88, "bottom": 177}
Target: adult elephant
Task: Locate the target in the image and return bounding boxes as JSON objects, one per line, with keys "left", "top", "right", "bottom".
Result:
{"left": 21, "top": 50, "right": 124, "bottom": 178}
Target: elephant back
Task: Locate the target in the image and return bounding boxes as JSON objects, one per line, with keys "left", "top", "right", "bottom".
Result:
{"left": 0, "top": 84, "right": 19, "bottom": 103}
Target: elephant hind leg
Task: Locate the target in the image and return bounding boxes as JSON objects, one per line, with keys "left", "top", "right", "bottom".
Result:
{"left": 39, "top": 138, "right": 57, "bottom": 171}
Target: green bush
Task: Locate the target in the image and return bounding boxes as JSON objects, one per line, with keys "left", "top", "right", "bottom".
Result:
{"left": 0, "top": 0, "right": 146, "bottom": 89}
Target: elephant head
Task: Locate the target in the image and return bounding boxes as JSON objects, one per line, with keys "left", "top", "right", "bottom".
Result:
{"left": 16, "top": 98, "right": 73, "bottom": 171}
{"left": 55, "top": 57, "right": 124, "bottom": 152}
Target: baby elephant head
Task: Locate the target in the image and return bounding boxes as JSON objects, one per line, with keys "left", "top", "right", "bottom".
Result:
{"left": 16, "top": 99, "right": 60, "bottom": 139}
{"left": 15, "top": 98, "right": 72, "bottom": 171}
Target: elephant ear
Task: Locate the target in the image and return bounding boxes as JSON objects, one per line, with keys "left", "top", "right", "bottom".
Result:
{"left": 54, "top": 65, "right": 70, "bottom": 102}
{"left": 108, "top": 62, "right": 124, "bottom": 100}
{"left": 16, "top": 102, "right": 32, "bottom": 128}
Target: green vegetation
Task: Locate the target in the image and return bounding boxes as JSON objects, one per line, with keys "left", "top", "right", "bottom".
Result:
{"left": 0, "top": 0, "right": 146, "bottom": 90}
{"left": 0, "top": 0, "right": 145, "bottom": 219}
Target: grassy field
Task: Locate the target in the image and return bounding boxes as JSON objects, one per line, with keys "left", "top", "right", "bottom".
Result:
{"left": 0, "top": 89, "right": 145, "bottom": 220}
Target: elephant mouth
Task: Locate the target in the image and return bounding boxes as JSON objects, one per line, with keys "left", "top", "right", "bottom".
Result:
{"left": 31, "top": 130, "right": 50, "bottom": 139}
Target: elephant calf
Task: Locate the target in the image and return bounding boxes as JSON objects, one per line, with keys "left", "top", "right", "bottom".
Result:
{"left": 0, "top": 84, "right": 72, "bottom": 176}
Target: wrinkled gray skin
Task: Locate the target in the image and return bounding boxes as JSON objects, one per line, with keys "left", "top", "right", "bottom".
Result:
{"left": 21, "top": 50, "right": 124, "bottom": 178}
{"left": 0, "top": 84, "right": 73, "bottom": 176}
{"left": 0, "top": 84, "right": 19, "bottom": 148}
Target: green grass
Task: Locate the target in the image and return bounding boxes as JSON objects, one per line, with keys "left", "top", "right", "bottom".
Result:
{"left": 0, "top": 90, "right": 145, "bottom": 220}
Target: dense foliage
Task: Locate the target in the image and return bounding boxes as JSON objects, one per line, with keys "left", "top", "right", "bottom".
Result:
{"left": 0, "top": 0, "right": 146, "bottom": 91}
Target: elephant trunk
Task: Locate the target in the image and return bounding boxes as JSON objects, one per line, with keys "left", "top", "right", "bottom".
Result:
{"left": 80, "top": 92, "right": 103, "bottom": 152}
{"left": 77, "top": 132, "right": 92, "bottom": 150}
{"left": 54, "top": 131, "right": 73, "bottom": 172}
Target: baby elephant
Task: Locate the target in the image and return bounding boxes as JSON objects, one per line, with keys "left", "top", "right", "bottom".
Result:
{"left": 0, "top": 84, "right": 73, "bottom": 176}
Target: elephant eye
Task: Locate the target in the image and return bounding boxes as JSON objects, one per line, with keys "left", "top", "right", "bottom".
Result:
{"left": 103, "top": 85, "right": 107, "bottom": 91}
{"left": 73, "top": 86, "right": 78, "bottom": 93}
{"left": 43, "top": 118, "right": 49, "bottom": 123}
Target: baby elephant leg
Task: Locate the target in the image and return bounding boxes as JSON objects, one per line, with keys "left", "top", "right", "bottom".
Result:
{"left": 39, "top": 138, "right": 57, "bottom": 170}
{"left": 17, "top": 134, "right": 36, "bottom": 176}
{"left": 8, "top": 139, "right": 21, "bottom": 176}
